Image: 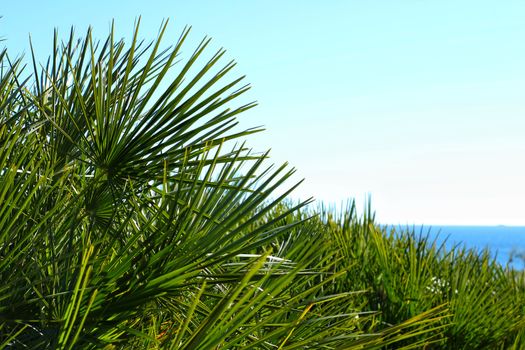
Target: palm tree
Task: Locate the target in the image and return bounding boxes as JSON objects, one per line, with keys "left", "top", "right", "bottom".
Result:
{"left": 0, "top": 20, "right": 445, "bottom": 349}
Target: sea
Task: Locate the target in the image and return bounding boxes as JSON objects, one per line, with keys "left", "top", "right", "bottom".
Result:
{"left": 391, "top": 225, "right": 525, "bottom": 270}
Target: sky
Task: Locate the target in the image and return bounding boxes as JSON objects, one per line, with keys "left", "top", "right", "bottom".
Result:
{"left": 2, "top": 1, "right": 525, "bottom": 225}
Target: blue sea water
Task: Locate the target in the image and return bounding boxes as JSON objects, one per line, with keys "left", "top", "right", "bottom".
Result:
{"left": 397, "top": 225, "right": 525, "bottom": 270}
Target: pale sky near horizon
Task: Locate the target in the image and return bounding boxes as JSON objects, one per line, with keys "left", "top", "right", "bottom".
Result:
{"left": 2, "top": 1, "right": 525, "bottom": 225}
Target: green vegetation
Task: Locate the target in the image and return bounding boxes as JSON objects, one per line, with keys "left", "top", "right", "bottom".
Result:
{"left": 1, "top": 22, "right": 524, "bottom": 349}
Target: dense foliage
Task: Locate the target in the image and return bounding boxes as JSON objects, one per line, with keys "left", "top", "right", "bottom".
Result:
{"left": 0, "top": 22, "right": 523, "bottom": 349}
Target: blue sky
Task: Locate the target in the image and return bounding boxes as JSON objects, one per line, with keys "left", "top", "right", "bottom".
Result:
{"left": 2, "top": 1, "right": 525, "bottom": 225}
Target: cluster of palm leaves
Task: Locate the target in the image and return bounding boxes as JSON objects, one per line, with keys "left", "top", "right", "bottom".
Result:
{"left": 0, "top": 21, "right": 523, "bottom": 349}
{"left": 311, "top": 205, "right": 525, "bottom": 349}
